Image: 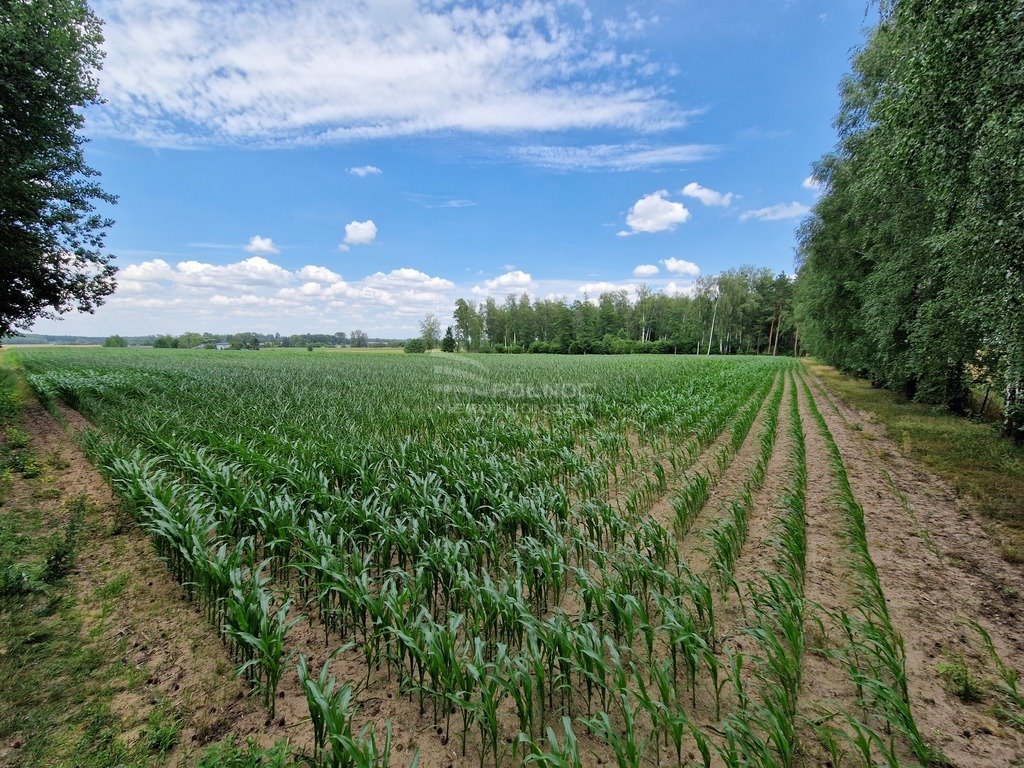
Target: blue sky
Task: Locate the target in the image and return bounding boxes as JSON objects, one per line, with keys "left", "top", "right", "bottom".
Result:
{"left": 34, "top": 0, "right": 873, "bottom": 338}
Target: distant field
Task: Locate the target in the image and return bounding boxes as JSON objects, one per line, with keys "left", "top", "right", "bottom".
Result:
{"left": 6, "top": 347, "right": 1021, "bottom": 767}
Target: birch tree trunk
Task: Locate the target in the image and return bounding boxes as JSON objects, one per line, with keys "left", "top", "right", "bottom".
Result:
{"left": 706, "top": 297, "right": 719, "bottom": 355}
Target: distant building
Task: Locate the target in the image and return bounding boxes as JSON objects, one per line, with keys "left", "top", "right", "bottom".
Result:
{"left": 214, "top": 342, "right": 231, "bottom": 350}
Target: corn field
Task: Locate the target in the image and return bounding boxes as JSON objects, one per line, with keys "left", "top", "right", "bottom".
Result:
{"left": 14, "top": 348, "right": 945, "bottom": 767}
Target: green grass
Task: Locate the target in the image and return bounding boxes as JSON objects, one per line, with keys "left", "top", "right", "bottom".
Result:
{"left": 804, "top": 360, "right": 1024, "bottom": 560}
{"left": 0, "top": 351, "right": 298, "bottom": 768}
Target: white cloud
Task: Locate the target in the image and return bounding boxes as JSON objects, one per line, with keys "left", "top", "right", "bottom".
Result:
{"left": 578, "top": 281, "right": 638, "bottom": 296}
{"left": 662, "top": 257, "right": 700, "bottom": 276}
{"left": 681, "top": 182, "right": 734, "bottom": 207}
{"left": 296, "top": 265, "right": 343, "bottom": 284}
{"left": 471, "top": 270, "right": 535, "bottom": 296}
{"left": 120, "top": 258, "right": 175, "bottom": 281}
{"left": 618, "top": 190, "right": 690, "bottom": 236}
{"left": 513, "top": 142, "right": 718, "bottom": 171}
{"left": 739, "top": 202, "right": 811, "bottom": 222}
{"left": 348, "top": 165, "right": 382, "bottom": 177}
{"left": 802, "top": 175, "right": 824, "bottom": 191}
{"left": 82, "top": 254, "right": 461, "bottom": 333}
{"left": 406, "top": 194, "right": 477, "bottom": 209}
{"left": 340, "top": 220, "right": 377, "bottom": 251}
{"left": 209, "top": 294, "right": 270, "bottom": 307}
{"left": 244, "top": 235, "right": 279, "bottom": 255}
{"left": 633, "top": 264, "right": 659, "bottom": 277}
{"left": 663, "top": 281, "right": 697, "bottom": 297}
{"left": 177, "top": 256, "right": 293, "bottom": 286}
{"left": 364, "top": 268, "right": 455, "bottom": 291}
{"left": 88, "top": 1, "right": 686, "bottom": 147}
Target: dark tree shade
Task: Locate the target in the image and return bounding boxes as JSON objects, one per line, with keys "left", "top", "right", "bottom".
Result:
{"left": 1, "top": 0, "right": 116, "bottom": 338}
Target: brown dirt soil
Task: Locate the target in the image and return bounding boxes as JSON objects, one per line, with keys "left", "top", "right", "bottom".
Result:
{"left": 13, "top": 365, "right": 1024, "bottom": 768}
{"left": 680, "top": 374, "right": 782, "bottom": 570}
{"left": 793, "top": 377, "right": 871, "bottom": 766}
{"left": 805, "top": 370, "right": 1024, "bottom": 767}
{"left": 645, "top": 378, "right": 775, "bottom": 534}
{"left": 729, "top": 375, "right": 793, "bottom": 594}
{"left": 15, "top": 399, "right": 290, "bottom": 762}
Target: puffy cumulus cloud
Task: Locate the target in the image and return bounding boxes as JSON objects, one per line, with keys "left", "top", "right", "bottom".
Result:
{"left": 90, "top": 254, "right": 462, "bottom": 336}
{"left": 802, "top": 175, "right": 824, "bottom": 191}
{"left": 618, "top": 190, "right": 690, "bottom": 236}
{"left": 471, "top": 270, "right": 535, "bottom": 296}
{"left": 663, "top": 281, "right": 697, "bottom": 297}
{"left": 633, "top": 264, "right": 659, "bottom": 277}
{"left": 363, "top": 268, "right": 455, "bottom": 291}
{"left": 681, "top": 182, "right": 734, "bottom": 207}
{"left": 209, "top": 294, "right": 271, "bottom": 306}
{"left": 120, "top": 258, "right": 175, "bottom": 281}
{"left": 244, "top": 235, "right": 279, "bottom": 255}
{"left": 739, "top": 202, "right": 811, "bottom": 222}
{"left": 662, "top": 257, "right": 700, "bottom": 276}
{"left": 340, "top": 220, "right": 377, "bottom": 251}
{"left": 296, "top": 265, "right": 343, "bottom": 284}
{"left": 348, "top": 165, "right": 381, "bottom": 176}
{"left": 176, "top": 256, "right": 293, "bottom": 286}
{"left": 89, "top": 0, "right": 686, "bottom": 147}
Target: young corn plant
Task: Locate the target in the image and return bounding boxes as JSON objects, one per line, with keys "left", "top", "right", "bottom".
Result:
{"left": 297, "top": 654, "right": 405, "bottom": 768}
{"left": 225, "top": 570, "right": 300, "bottom": 718}
{"left": 970, "top": 620, "right": 1024, "bottom": 726}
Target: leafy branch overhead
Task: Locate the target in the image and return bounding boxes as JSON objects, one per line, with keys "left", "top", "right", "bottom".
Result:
{"left": 1, "top": 0, "right": 117, "bottom": 338}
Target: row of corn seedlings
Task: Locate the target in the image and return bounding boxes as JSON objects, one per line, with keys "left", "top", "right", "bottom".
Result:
{"left": 670, "top": 371, "right": 780, "bottom": 539}
{"left": 18, "top": 348, "right": 796, "bottom": 765}
{"left": 798, "top": 373, "right": 939, "bottom": 767}
{"left": 716, "top": 372, "right": 809, "bottom": 767}
{"left": 703, "top": 371, "right": 786, "bottom": 594}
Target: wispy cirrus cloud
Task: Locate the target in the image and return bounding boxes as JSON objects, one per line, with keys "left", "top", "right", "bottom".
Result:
{"left": 739, "top": 201, "right": 811, "bottom": 222}
{"left": 89, "top": 0, "right": 687, "bottom": 148}
{"left": 513, "top": 142, "right": 718, "bottom": 171}
{"left": 406, "top": 193, "right": 478, "bottom": 209}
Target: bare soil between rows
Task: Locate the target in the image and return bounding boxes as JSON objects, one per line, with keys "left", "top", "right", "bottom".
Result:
{"left": 800, "top": 371, "right": 1024, "bottom": 767}
{"left": 7, "top": 371, "right": 1024, "bottom": 768}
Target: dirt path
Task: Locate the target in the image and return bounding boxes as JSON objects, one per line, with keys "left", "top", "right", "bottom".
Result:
{"left": 806, "top": 370, "right": 1024, "bottom": 767}
{"left": 14, "top": 399, "right": 286, "bottom": 761}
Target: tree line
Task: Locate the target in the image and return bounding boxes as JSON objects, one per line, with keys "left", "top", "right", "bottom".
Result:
{"left": 431, "top": 267, "right": 797, "bottom": 356}
{"left": 794, "top": 1, "right": 1023, "bottom": 442}
{"left": 98, "top": 330, "right": 401, "bottom": 349}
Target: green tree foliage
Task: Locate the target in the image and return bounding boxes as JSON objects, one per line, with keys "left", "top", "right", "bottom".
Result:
{"left": 447, "top": 267, "right": 797, "bottom": 357}
{"left": 795, "top": 1, "right": 1024, "bottom": 440}
{"left": 403, "top": 337, "right": 426, "bottom": 353}
{"left": 420, "top": 313, "right": 441, "bottom": 350}
{"left": 441, "top": 326, "right": 456, "bottom": 353}
{"left": 102, "top": 334, "right": 126, "bottom": 348}
{"left": 177, "top": 331, "right": 203, "bottom": 349}
{"left": 1, "top": 0, "right": 117, "bottom": 337}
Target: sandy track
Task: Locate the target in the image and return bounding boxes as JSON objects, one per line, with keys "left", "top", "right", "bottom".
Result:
{"left": 15, "top": 398, "right": 284, "bottom": 759}
{"left": 805, "top": 370, "right": 1024, "bottom": 767}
